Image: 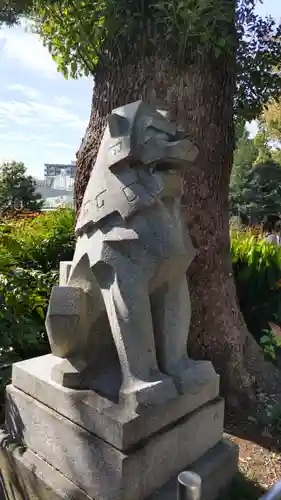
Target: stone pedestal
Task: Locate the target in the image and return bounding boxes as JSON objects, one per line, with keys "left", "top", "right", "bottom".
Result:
{"left": 0, "top": 355, "right": 238, "bottom": 500}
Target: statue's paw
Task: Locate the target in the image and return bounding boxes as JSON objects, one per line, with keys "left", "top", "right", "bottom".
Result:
{"left": 45, "top": 285, "right": 88, "bottom": 358}
{"left": 119, "top": 373, "right": 178, "bottom": 411}
{"left": 165, "top": 358, "right": 218, "bottom": 396}
{"left": 51, "top": 358, "right": 89, "bottom": 389}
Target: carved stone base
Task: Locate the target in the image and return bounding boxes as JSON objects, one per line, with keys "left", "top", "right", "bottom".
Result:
{"left": 51, "top": 357, "right": 180, "bottom": 410}
{"left": 11, "top": 354, "right": 219, "bottom": 450}
{"left": 0, "top": 355, "right": 238, "bottom": 500}
{"left": 0, "top": 431, "right": 238, "bottom": 500}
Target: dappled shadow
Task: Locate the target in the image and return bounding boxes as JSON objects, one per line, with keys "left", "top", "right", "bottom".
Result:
{"left": 219, "top": 472, "right": 266, "bottom": 500}
{"left": 225, "top": 407, "right": 281, "bottom": 454}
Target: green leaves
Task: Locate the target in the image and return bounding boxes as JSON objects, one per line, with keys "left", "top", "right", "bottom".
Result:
{"left": 236, "top": 6, "right": 281, "bottom": 121}
{"left": 232, "top": 230, "right": 281, "bottom": 355}
{"left": 0, "top": 209, "right": 74, "bottom": 411}
{"left": 0, "top": 209, "right": 74, "bottom": 359}
{"left": 0, "top": 0, "right": 32, "bottom": 25}
{"left": 0, "top": 267, "right": 58, "bottom": 358}
{"left": 260, "top": 329, "right": 281, "bottom": 361}
{"left": 230, "top": 126, "right": 259, "bottom": 219}
{"left": 2, "top": 0, "right": 237, "bottom": 78}
{"left": 31, "top": 0, "right": 107, "bottom": 78}
{"left": 0, "top": 161, "right": 43, "bottom": 215}
{"left": 262, "top": 97, "right": 281, "bottom": 144}
{"left": 230, "top": 125, "right": 281, "bottom": 223}
{"left": 0, "top": 209, "right": 75, "bottom": 272}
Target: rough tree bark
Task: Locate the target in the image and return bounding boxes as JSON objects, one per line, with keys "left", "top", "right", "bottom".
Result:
{"left": 75, "top": 48, "right": 280, "bottom": 406}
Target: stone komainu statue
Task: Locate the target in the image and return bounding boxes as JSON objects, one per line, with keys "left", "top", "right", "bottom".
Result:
{"left": 46, "top": 101, "right": 215, "bottom": 408}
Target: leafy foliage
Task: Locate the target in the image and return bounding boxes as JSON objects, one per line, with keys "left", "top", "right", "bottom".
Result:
{"left": 0, "top": 268, "right": 58, "bottom": 359}
{"left": 28, "top": 0, "right": 238, "bottom": 78}
{"left": 230, "top": 126, "right": 281, "bottom": 223}
{"left": 260, "top": 329, "right": 281, "bottom": 362}
{"left": 0, "top": 161, "right": 43, "bottom": 215}
{"left": 230, "top": 128, "right": 258, "bottom": 217}
{"left": 236, "top": 6, "right": 281, "bottom": 120}
{"left": 244, "top": 161, "right": 281, "bottom": 223}
{"left": 0, "top": 0, "right": 33, "bottom": 25}
{"left": 262, "top": 97, "right": 281, "bottom": 143}
{"left": 0, "top": 208, "right": 75, "bottom": 272}
{"left": 0, "top": 208, "right": 74, "bottom": 414}
{"left": 253, "top": 129, "right": 273, "bottom": 165}
{"left": 0, "top": 209, "right": 74, "bottom": 358}
{"left": 231, "top": 230, "right": 281, "bottom": 357}
{"left": 0, "top": 1, "right": 280, "bottom": 122}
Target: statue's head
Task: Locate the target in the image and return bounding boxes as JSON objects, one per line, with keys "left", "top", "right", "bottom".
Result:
{"left": 104, "top": 101, "right": 199, "bottom": 168}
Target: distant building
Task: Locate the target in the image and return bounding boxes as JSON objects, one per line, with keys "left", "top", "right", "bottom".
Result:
{"left": 35, "top": 161, "right": 76, "bottom": 210}
{"left": 44, "top": 161, "right": 76, "bottom": 180}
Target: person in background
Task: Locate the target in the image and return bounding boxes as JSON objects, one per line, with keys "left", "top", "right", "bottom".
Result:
{"left": 261, "top": 218, "right": 281, "bottom": 246}
{"left": 275, "top": 220, "right": 281, "bottom": 245}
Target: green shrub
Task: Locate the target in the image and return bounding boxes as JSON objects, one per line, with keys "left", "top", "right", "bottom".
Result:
{"left": 0, "top": 266, "right": 58, "bottom": 419}
{"left": 260, "top": 329, "right": 281, "bottom": 361}
{"left": 0, "top": 210, "right": 74, "bottom": 415}
{"left": 0, "top": 208, "right": 75, "bottom": 272}
{"left": 0, "top": 268, "right": 58, "bottom": 359}
{"left": 231, "top": 230, "right": 281, "bottom": 357}
{"left": 0, "top": 209, "right": 73, "bottom": 363}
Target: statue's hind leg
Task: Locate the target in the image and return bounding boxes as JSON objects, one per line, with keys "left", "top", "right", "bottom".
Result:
{"left": 45, "top": 235, "right": 107, "bottom": 388}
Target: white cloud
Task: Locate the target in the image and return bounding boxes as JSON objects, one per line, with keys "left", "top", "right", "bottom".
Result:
{"left": 66, "top": 119, "right": 88, "bottom": 130}
{"left": 0, "top": 132, "right": 44, "bottom": 142}
{"left": 0, "top": 26, "right": 57, "bottom": 77}
{"left": 46, "top": 141, "right": 74, "bottom": 149}
{"left": 0, "top": 99, "right": 86, "bottom": 131}
{"left": 0, "top": 101, "right": 35, "bottom": 126}
{"left": 7, "top": 84, "right": 41, "bottom": 101}
{"left": 54, "top": 96, "right": 72, "bottom": 107}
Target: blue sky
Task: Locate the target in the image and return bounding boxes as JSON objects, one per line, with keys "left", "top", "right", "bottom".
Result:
{"left": 0, "top": 0, "right": 279, "bottom": 178}
{"left": 0, "top": 24, "right": 93, "bottom": 178}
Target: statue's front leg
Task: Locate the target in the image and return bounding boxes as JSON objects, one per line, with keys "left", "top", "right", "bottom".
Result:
{"left": 151, "top": 276, "right": 217, "bottom": 394}
{"left": 95, "top": 259, "right": 177, "bottom": 408}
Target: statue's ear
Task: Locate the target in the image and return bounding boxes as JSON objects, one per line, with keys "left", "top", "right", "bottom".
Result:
{"left": 107, "top": 113, "right": 129, "bottom": 137}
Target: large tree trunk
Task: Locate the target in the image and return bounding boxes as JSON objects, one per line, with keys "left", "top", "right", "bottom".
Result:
{"left": 75, "top": 51, "right": 280, "bottom": 406}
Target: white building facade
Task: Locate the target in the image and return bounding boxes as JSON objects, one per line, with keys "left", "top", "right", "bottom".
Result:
{"left": 35, "top": 162, "right": 76, "bottom": 209}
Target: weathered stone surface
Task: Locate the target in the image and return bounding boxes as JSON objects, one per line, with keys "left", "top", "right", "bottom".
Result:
{"left": 12, "top": 354, "right": 219, "bottom": 451}
{"left": 0, "top": 428, "right": 92, "bottom": 500}
{"left": 45, "top": 286, "right": 90, "bottom": 360}
{"left": 59, "top": 261, "right": 72, "bottom": 286}
{"left": 5, "top": 384, "right": 224, "bottom": 500}
{"left": 0, "top": 430, "right": 237, "bottom": 500}
{"left": 45, "top": 101, "right": 209, "bottom": 409}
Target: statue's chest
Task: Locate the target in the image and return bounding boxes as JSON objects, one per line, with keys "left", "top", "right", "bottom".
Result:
{"left": 76, "top": 165, "right": 164, "bottom": 233}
